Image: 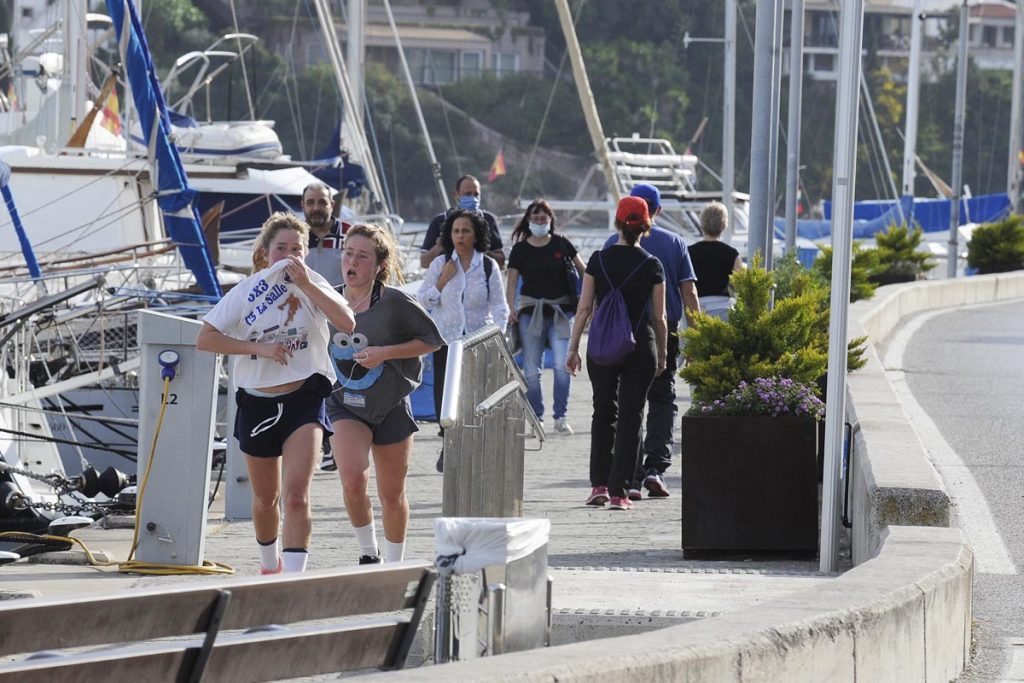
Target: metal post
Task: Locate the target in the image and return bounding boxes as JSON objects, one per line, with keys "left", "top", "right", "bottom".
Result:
{"left": 346, "top": 0, "right": 365, "bottom": 127}
{"left": 820, "top": 0, "right": 864, "bottom": 574}
{"left": 1008, "top": 0, "right": 1023, "bottom": 214}
{"left": 901, "top": 0, "right": 925, "bottom": 196}
{"left": 764, "top": 0, "right": 785, "bottom": 270}
{"left": 723, "top": 0, "right": 737, "bottom": 241}
{"left": 784, "top": 0, "right": 805, "bottom": 254}
{"left": 948, "top": 1, "right": 969, "bottom": 279}
{"left": 434, "top": 576, "right": 453, "bottom": 664}
{"left": 747, "top": 0, "right": 779, "bottom": 262}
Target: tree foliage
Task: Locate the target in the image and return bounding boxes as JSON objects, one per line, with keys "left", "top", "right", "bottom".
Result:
{"left": 966, "top": 215, "right": 1024, "bottom": 273}
{"left": 681, "top": 259, "right": 829, "bottom": 405}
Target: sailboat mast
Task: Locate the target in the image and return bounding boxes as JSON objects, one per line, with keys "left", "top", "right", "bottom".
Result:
{"left": 553, "top": 0, "right": 620, "bottom": 204}
{"left": 312, "top": 0, "right": 389, "bottom": 213}
{"left": 901, "top": 0, "right": 924, "bottom": 196}
{"left": 1008, "top": 0, "right": 1023, "bottom": 214}
{"left": 60, "top": 0, "right": 89, "bottom": 146}
{"left": 379, "top": 0, "right": 447, "bottom": 207}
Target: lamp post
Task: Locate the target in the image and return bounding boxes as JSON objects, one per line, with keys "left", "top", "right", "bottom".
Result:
{"left": 948, "top": 0, "right": 970, "bottom": 279}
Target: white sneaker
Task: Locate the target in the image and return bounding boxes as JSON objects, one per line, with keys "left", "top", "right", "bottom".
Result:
{"left": 554, "top": 418, "right": 574, "bottom": 435}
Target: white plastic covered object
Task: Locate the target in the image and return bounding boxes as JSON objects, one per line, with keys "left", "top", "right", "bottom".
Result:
{"left": 434, "top": 517, "right": 550, "bottom": 575}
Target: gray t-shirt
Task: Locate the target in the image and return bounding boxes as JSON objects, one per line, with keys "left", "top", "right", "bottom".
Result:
{"left": 327, "top": 284, "right": 443, "bottom": 423}
{"left": 305, "top": 220, "right": 344, "bottom": 287}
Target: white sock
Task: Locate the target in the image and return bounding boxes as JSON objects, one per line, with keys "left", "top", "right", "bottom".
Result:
{"left": 282, "top": 548, "right": 308, "bottom": 573}
{"left": 383, "top": 539, "right": 405, "bottom": 563}
{"left": 353, "top": 522, "right": 378, "bottom": 557}
{"left": 257, "top": 538, "right": 279, "bottom": 570}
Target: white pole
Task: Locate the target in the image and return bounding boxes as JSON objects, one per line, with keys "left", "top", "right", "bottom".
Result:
{"left": 346, "top": 0, "right": 365, "bottom": 133}
{"left": 784, "top": 0, "right": 805, "bottom": 254}
{"left": 764, "top": 0, "right": 785, "bottom": 270}
{"left": 948, "top": 1, "right": 969, "bottom": 279}
{"left": 901, "top": 0, "right": 924, "bottom": 197}
{"left": 1008, "top": 0, "right": 1023, "bottom": 214}
{"left": 747, "top": 0, "right": 779, "bottom": 262}
{"left": 820, "top": 0, "right": 865, "bottom": 574}
{"left": 723, "top": 0, "right": 737, "bottom": 242}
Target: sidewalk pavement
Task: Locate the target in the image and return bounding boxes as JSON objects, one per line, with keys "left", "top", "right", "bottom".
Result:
{"left": 1, "top": 350, "right": 837, "bottom": 649}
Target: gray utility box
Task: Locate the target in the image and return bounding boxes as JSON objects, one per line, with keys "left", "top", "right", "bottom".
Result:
{"left": 135, "top": 310, "right": 219, "bottom": 566}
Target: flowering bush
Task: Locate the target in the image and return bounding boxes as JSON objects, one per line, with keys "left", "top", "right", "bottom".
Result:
{"left": 692, "top": 377, "right": 824, "bottom": 420}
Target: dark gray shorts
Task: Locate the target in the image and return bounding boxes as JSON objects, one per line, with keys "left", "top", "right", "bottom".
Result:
{"left": 326, "top": 396, "right": 418, "bottom": 446}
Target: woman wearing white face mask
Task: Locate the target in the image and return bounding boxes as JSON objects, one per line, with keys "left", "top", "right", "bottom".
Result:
{"left": 506, "top": 199, "right": 586, "bottom": 434}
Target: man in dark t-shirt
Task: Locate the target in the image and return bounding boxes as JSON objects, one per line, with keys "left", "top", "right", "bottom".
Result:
{"left": 419, "top": 175, "right": 504, "bottom": 269}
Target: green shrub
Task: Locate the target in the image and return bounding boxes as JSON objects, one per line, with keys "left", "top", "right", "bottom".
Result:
{"left": 967, "top": 215, "right": 1024, "bottom": 274}
{"left": 774, "top": 252, "right": 868, "bottom": 372}
{"left": 681, "top": 259, "right": 828, "bottom": 405}
{"left": 812, "top": 241, "right": 880, "bottom": 302}
{"left": 873, "top": 222, "right": 935, "bottom": 282}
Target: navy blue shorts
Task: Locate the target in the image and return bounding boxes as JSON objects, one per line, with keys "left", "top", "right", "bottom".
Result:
{"left": 235, "top": 374, "right": 333, "bottom": 458}
{"left": 326, "top": 396, "right": 418, "bottom": 446}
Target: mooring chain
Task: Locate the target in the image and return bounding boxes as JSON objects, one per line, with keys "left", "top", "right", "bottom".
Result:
{"left": 0, "top": 462, "right": 112, "bottom": 516}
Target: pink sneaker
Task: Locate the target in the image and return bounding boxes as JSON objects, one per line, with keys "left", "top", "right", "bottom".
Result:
{"left": 608, "top": 496, "right": 634, "bottom": 511}
{"left": 259, "top": 557, "right": 283, "bottom": 575}
{"left": 585, "top": 486, "right": 609, "bottom": 506}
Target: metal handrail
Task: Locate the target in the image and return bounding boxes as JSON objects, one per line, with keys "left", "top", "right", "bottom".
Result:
{"left": 438, "top": 325, "right": 545, "bottom": 443}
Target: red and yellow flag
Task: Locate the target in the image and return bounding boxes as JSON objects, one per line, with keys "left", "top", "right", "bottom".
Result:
{"left": 6, "top": 82, "right": 17, "bottom": 110}
{"left": 101, "top": 90, "right": 122, "bottom": 135}
{"left": 1018, "top": 149, "right": 1024, "bottom": 167}
{"left": 488, "top": 149, "right": 506, "bottom": 182}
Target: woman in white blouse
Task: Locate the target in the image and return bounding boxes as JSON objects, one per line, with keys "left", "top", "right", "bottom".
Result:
{"left": 417, "top": 210, "right": 509, "bottom": 470}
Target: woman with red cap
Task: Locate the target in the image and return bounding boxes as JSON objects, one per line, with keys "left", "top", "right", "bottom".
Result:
{"left": 566, "top": 196, "right": 667, "bottom": 511}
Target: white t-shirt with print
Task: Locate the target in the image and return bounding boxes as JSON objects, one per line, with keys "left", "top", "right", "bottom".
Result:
{"left": 203, "top": 260, "right": 342, "bottom": 389}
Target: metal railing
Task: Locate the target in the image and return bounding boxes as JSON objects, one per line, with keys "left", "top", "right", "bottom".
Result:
{"left": 439, "top": 325, "right": 544, "bottom": 517}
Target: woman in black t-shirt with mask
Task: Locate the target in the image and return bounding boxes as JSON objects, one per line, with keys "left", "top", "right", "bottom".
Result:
{"left": 506, "top": 199, "right": 586, "bottom": 435}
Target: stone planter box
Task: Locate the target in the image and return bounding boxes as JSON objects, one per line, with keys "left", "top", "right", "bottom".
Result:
{"left": 680, "top": 414, "right": 819, "bottom": 553}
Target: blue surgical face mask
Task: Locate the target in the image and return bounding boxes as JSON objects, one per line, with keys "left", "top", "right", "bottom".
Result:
{"left": 528, "top": 222, "right": 550, "bottom": 237}
{"left": 458, "top": 195, "right": 480, "bottom": 211}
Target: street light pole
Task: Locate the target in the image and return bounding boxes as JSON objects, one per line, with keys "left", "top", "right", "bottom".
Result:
{"left": 948, "top": 0, "right": 970, "bottom": 279}
{"left": 784, "top": 0, "right": 805, "bottom": 255}
{"left": 724, "top": 0, "right": 737, "bottom": 242}
{"left": 1008, "top": 0, "right": 1024, "bottom": 214}
{"left": 901, "top": 0, "right": 925, "bottom": 197}
{"left": 820, "top": 0, "right": 865, "bottom": 575}
{"left": 748, "top": 0, "right": 781, "bottom": 263}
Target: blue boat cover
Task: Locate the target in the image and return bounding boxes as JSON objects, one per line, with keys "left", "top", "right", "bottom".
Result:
{"left": 106, "top": 0, "right": 221, "bottom": 297}
{"left": 781, "top": 193, "right": 1011, "bottom": 243}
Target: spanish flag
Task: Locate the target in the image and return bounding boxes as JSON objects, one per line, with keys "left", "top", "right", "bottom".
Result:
{"left": 1019, "top": 149, "right": 1024, "bottom": 167}
{"left": 6, "top": 82, "right": 16, "bottom": 110}
{"left": 101, "top": 90, "right": 122, "bottom": 136}
{"left": 488, "top": 148, "right": 506, "bottom": 182}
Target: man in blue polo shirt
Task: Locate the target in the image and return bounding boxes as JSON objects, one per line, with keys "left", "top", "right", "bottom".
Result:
{"left": 602, "top": 183, "right": 699, "bottom": 499}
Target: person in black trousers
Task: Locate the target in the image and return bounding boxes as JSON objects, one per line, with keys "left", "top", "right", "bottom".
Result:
{"left": 566, "top": 196, "right": 667, "bottom": 511}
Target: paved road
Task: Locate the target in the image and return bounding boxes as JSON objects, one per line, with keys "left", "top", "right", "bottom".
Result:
{"left": 885, "top": 299, "right": 1024, "bottom": 682}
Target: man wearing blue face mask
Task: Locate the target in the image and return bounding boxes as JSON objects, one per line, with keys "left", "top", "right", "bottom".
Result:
{"left": 420, "top": 175, "right": 505, "bottom": 270}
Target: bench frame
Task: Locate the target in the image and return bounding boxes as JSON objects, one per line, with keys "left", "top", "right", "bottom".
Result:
{"left": 0, "top": 561, "right": 435, "bottom": 682}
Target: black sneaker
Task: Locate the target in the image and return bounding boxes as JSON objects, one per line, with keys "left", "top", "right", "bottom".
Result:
{"left": 643, "top": 470, "right": 670, "bottom": 498}
{"left": 320, "top": 452, "right": 337, "bottom": 472}
{"left": 358, "top": 553, "right": 381, "bottom": 565}
{"left": 435, "top": 449, "right": 444, "bottom": 474}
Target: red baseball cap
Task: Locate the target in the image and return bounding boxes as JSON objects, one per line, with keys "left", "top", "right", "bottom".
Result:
{"left": 615, "top": 196, "right": 650, "bottom": 225}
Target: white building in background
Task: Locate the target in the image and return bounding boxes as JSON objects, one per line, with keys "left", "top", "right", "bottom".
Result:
{"left": 792, "top": 0, "right": 1018, "bottom": 80}
{"left": 258, "top": 0, "right": 546, "bottom": 86}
